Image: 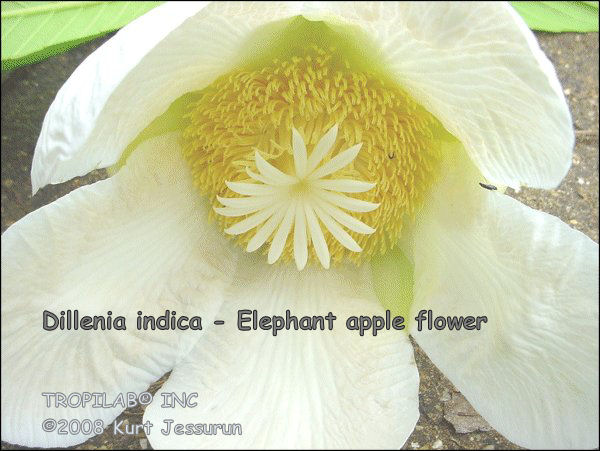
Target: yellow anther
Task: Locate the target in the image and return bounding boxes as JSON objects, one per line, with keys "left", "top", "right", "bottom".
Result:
{"left": 183, "top": 45, "right": 443, "bottom": 267}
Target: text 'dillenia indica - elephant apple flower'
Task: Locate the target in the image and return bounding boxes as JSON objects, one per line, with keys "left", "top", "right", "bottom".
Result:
{"left": 1, "top": 2, "right": 598, "bottom": 450}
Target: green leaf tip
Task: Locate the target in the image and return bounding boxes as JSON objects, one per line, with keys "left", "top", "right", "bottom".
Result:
{"left": 1, "top": 1, "right": 164, "bottom": 70}
{"left": 511, "top": 1, "right": 599, "bottom": 32}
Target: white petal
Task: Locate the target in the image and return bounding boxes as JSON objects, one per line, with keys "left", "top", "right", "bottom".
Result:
{"left": 1, "top": 134, "right": 235, "bottom": 448}
{"left": 307, "top": 2, "right": 573, "bottom": 189}
{"left": 306, "top": 123, "right": 339, "bottom": 174}
{"left": 292, "top": 127, "right": 308, "bottom": 178}
{"left": 35, "top": 3, "right": 572, "bottom": 193}
{"left": 309, "top": 143, "right": 362, "bottom": 180}
{"left": 410, "top": 142, "right": 599, "bottom": 449}
{"left": 143, "top": 260, "right": 420, "bottom": 449}
{"left": 32, "top": 2, "right": 304, "bottom": 192}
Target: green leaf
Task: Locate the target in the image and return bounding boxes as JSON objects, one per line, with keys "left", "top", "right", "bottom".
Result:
{"left": 1, "top": 1, "right": 163, "bottom": 71}
{"left": 510, "top": 1, "right": 599, "bottom": 32}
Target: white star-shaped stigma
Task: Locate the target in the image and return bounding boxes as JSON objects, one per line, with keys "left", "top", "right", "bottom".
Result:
{"left": 215, "top": 124, "right": 379, "bottom": 270}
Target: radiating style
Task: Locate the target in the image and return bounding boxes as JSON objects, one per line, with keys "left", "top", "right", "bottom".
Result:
{"left": 216, "top": 125, "right": 379, "bottom": 270}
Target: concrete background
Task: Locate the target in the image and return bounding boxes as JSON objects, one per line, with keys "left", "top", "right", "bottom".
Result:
{"left": 1, "top": 29, "right": 598, "bottom": 450}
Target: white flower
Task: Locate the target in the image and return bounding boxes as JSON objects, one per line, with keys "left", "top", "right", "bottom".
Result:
{"left": 1, "top": 2, "right": 598, "bottom": 450}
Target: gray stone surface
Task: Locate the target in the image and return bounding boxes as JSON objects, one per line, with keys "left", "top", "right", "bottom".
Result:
{"left": 1, "top": 28, "right": 597, "bottom": 451}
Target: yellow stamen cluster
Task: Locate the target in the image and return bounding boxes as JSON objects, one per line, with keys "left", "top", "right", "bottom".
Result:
{"left": 183, "top": 45, "right": 442, "bottom": 266}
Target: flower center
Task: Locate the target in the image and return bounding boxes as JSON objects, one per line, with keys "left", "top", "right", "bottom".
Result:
{"left": 183, "top": 44, "right": 443, "bottom": 269}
